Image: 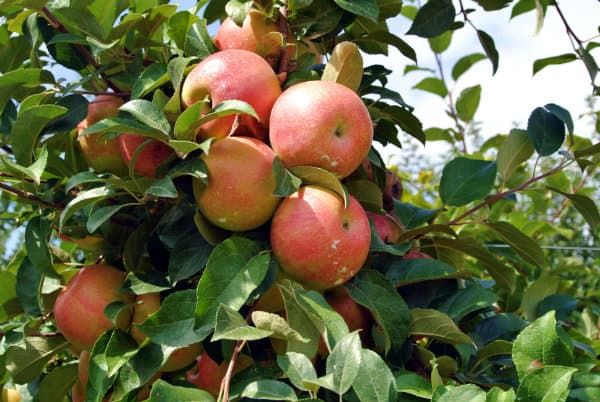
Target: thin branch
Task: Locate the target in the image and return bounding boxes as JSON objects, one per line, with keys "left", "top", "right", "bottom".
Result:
{"left": 219, "top": 339, "right": 247, "bottom": 402}
{"left": 0, "top": 182, "right": 64, "bottom": 210}
{"left": 551, "top": 1, "right": 583, "bottom": 47}
{"left": 277, "top": 3, "right": 290, "bottom": 74}
{"left": 0, "top": 172, "right": 48, "bottom": 183}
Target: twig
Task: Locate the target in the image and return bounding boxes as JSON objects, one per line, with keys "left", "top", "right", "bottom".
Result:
{"left": 277, "top": 3, "right": 290, "bottom": 74}
{"left": 0, "top": 172, "right": 48, "bottom": 183}
{"left": 551, "top": 0, "right": 583, "bottom": 46}
{"left": 0, "top": 182, "right": 64, "bottom": 210}
{"left": 219, "top": 339, "right": 247, "bottom": 402}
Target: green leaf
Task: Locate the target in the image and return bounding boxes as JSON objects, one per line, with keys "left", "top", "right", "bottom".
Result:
{"left": 145, "top": 176, "right": 178, "bottom": 199}
{"left": 346, "top": 179, "right": 383, "bottom": 212}
{"left": 395, "top": 371, "right": 432, "bottom": 399}
{"left": 322, "top": 41, "right": 364, "bottom": 92}
{"left": 0, "top": 271, "right": 20, "bottom": 322}
{"left": 452, "top": 53, "right": 487, "bottom": 80}
{"left": 409, "top": 308, "right": 473, "bottom": 344}
{"left": 383, "top": 257, "right": 459, "bottom": 287}
{"left": 241, "top": 380, "right": 298, "bottom": 401}
{"left": 515, "top": 366, "right": 577, "bottom": 402}
{"left": 473, "top": 0, "right": 512, "bottom": 11}
{"left": 439, "top": 157, "right": 497, "bottom": 206}
{"left": 326, "top": 331, "right": 362, "bottom": 395}
{"left": 456, "top": 85, "right": 481, "bottom": 122}
{"left": 120, "top": 99, "right": 171, "bottom": 136}
{"left": 407, "top": 0, "right": 455, "bottom": 38}
{"left": 533, "top": 53, "right": 578, "bottom": 76}
{"left": 512, "top": 311, "right": 573, "bottom": 379}
{"left": 253, "top": 312, "right": 309, "bottom": 343}
{"left": 59, "top": 186, "right": 117, "bottom": 231}
{"left": 546, "top": 187, "right": 599, "bottom": 231}
{"left": 544, "top": 103, "right": 574, "bottom": 136}
{"left": 5, "top": 336, "right": 69, "bottom": 384}
{"left": 212, "top": 304, "right": 273, "bottom": 341}
{"left": 436, "top": 384, "right": 486, "bottom": 402}
{"left": 168, "top": 232, "right": 213, "bottom": 283}
{"left": 290, "top": 166, "right": 349, "bottom": 208}
{"left": 82, "top": 117, "right": 170, "bottom": 142}
{"left": 296, "top": 289, "right": 350, "bottom": 349}
{"left": 169, "top": 158, "right": 208, "bottom": 180}
{"left": 521, "top": 273, "right": 560, "bottom": 321}
{"left": 148, "top": 379, "right": 215, "bottom": 401}
{"left": 1, "top": 145, "right": 47, "bottom": 185}
{"left": 200, "top": 99, "right": 260, "bottom": 125}
{"left": 359, "top": 30, "right": 417, "bottom": 62}
{"left": 131, "top": 63, "right": 168, "bottom": 100}
{"left": 277, "top": 352, "right": 317, "bottom": 392}
{"left": 413, "top": 77, "right": 448, "bottom": 97}
{"left": 352, "top": 349, "right": 397, "bottom": 402}
{"left": 25, "top": 215, "right": 56, "bottom": 277}
{"left": 497, "top": 129, "right": 534, "bottom": 181}
{"left": 16, "top": 257, "right": 42, "bottom": 316}
{"left": 272, "top": 157, "right": 302, "bottom": 197}
{"left": 346, "top": 270, "right": 410, "bottom": 354}
{"left": 168, "top": 12, "right": 217, "bottom": 58}
{"left": 9, "top": 104, "right": 67, "bottom": 165}
{"left": 437, "top": 285, "right": 497, "bottom": 322}
{"left": 477, "top": 29, "right": 499, "bottom": 74}
{"left": 393, "top": 201, "right": 439, "bottom": 229}
{"left": 195, "top": 238, "right": 268, "bottom": 338}
{"left": 37, "top": 362, "right": 78, "bottom": 402}
{"left": 527, "top": 106, "right": 566, "bottom": 156}
{"left": 332, "top": 0, "right": 378, "bottom": 21}
{"left": 173, "top": 100, "right": 208, "bottom": 141}
{"left": 487, "top": 221, "right": 545, "bottom": 268}
{"left": 87, "top": 203, "right": 136, "bottom": 233}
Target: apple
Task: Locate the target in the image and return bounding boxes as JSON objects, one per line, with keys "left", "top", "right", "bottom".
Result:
{"left": 383, "top": 169, "right": 402, "bottom": 211}
{"left": 214, "top": 10, "right": 280, "bottom": 58}
{"left": 193, "top": 136, "right": 280, "bottom": 231}
{"left": 269, "top": 80, "right": 373, "bottom": 179}
{"left": 186, "top": 351, "right": 253, "bottom": 398}
{"left": 270, "top": 185, "right": 371, "bottom": 289}
{"left": 367, "top": 212, "right": 402, "bottom": 244}
{"left": 118, "top": 134, "right": 174, "bottom": 178}
{"left": 53, "top": 264, "right": 135, "bottom": 351}
{"left": 181, "top": 49, "right": 282, "bottom": 141}
{"left": 325, "top": 287, "right": 371, "bottom": 333}
{"left": 403, "top": 250, "right": 432, "bottom": 260}
{"left": 77, "top": 95, "right": 128, "bottom": 175}
{"left": 1, "top": 388, "right": 21, "bottom": 402}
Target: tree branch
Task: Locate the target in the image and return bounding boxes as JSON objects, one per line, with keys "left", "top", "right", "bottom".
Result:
{"left": 0, "top": 182, "right": 64, "bottom": 210}
{"left": 219, "top": 339, "right": 247, "bottom": 402}
{"left": 551, "top": 1, "right": 583, "bottom": 46}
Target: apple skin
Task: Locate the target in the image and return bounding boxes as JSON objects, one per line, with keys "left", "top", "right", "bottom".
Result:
{"left": 118, "top": 134, "right": 174, "bottom": 178}
{"left": 181, "top": 49, "right": 282, "bottom": 141}
{"left": 186, "top": 351, "right": 253, "bottom": 398}
{"left": 53, "top": 264, "right": 135, "bottom": 351}
{"left": 367, "top": 212, "right": 402, "bottom": 244}
{"left": 326, "top": 287, "right": 371, "bottom": 334}
{"left": 269, "top": 80, "right": 373, "bottom": 179}
{"left": 77, "top": 95, "right": 128, "bottom": 175}
{"left": 193, "top": 136, "right": 280, "bottom": 231}
{"left": 404, "top": 250, "right": 432, "bottom": 260}
{"left": 214, "top": 10, "right": 279, "bottom": 55}
{"left": 1, "top": 388, "right": 21, "bottom": 402}
{"left": 270, "top": 185, "right": 371, "bottom": 289}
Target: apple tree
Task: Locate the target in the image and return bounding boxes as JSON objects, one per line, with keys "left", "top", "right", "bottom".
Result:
{"left": 0, "top": 0, "right": 599, "bottom": 401}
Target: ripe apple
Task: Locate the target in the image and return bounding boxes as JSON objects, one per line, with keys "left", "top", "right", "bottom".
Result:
{"left": 53, "top": 264, "right": 135, "bottom": 351}
{"left": 404, "top": 250, "right": 432, "bottom": 260}
{"left": 181, "top": 49, "right": 282, "bottom": 141}
{"left": 1, "top": 388, "right": 21, "bottom": 402}
{"left": 77, "top": 95, "right": 128, "bottom": 175}
{"left": 367, "top": 212, "right": 402, "bottom": 244}
{"left": 186, "top": 351, "right": 253, "bottom": 398}
{"left": 269, "top": 80, "right": 373, "bottom": 179}
{"left": 214, "top": 10, "right": 280, "bottom": 57}
{"left": 118, "top": 134, "right": 174, "bottom": 178}
{"left": 192, "top": 136, "right": 280, "bottom": 231}
{"left": 270, "top": 185, "right": 371, "bottom": 289}
{"left": 326, "top": 287, "right": 371, "bottom": 333}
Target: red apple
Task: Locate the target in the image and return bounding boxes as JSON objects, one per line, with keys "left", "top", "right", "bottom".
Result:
{"left": 77, "top": 95, "right": 128, "bottom": 175}
{"left": 269, "top": 80, "right": 373, "bottom": 179}
{"left": 186, "top": 351, "right": 253, "bottom": 398}
{"left": 214, "top": 10, "right": 280, "bottom": 56}
{"left": 53, "top": 264, "right": 135, "bottom": 351}
{"left": 193, "top": 136, "right": 280, "bottom": 231}
{"left": 270, "top": 185, "right": 371, "bottom": 289}
{"left": 403, "top": 250, "right": 432, "bottom": 259}
{"left": 367, "top": 212, "right": 402, "bottom": 244}
{"left": 181, "top": 49, "right": 282, "bottom": 141}
{"left": 325, "top": 287, "right": 371, "bottom": 334}
{"left": 118, "top": 134, "right": 174, "bottom": 178}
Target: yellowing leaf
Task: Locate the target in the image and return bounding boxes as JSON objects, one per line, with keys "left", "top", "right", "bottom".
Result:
{"left": 321, "top": 41, "right": 363, "bottom": 92}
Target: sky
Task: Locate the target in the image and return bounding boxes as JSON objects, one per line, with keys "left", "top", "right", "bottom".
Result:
{"left": 366, "top": 1, "right": 599, "bottom": 161}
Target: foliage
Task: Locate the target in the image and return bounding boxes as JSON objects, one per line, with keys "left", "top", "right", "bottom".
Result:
{"left": 0, "top": 0, "right": 599, "bottom": 401}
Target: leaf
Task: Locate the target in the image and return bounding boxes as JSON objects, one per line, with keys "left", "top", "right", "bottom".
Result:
{"left": 16, "top": 257, "right": 42, "bottom": 316}
{"left": 409, "top": 308, "right": 473, "bottom": 344}
{"left": 352, "top": 349, "right": 397, "bottom": 402}
{"left": 0, "top": 271, "right": 20, "bottom": 322}
{"left": 383, "top": 257, "right": 460, "bottom": 287}
{"left": 477, "top": 29, "right": 499, "bottom": 74}
{"left": 241, "top": 380, "right": 298, "bottom": 401}
{"left": 515, "top": 366, "right": 577, "bottom": 402}
{"left": 346, "top": 270, "right": 410, "bottom": 354}
{"left": 395, "top": 371, "right": 432, "bottom": 399}
{"left": 321, "top": 41, "right": 363, "bottom": 92}
{"left": 5, "top": 336, "right": 69, "bottom": 384}
{"left": 346, "top": 179, "right": 383, "bottom": 212}
{"left": 437, "top": 384, "right": 486, "bottom": 402}
{"left": 253, "top": 312, "right": 309, "bottom": 343}
{"left": 437, "top": 286, "right": 497, "bottom": 321}
{"left": 393, "top": 201, "right": 439, "bottom": 229}
{"left": 145, "top": 176, "right": 178, "bottom": 199}
{"left": 212, "top": 304, "right": 273, "bottom": 341}
{"left": 407, "top": 0, "right": 455, "bottom": 38}
{"left": 9, "top": 104, "right": 67, "bottom": 165}
{"left": 497, "top": 129, "right": 534, "bottom": 181}
{"left": 194, "top": 99, "right": 260, "bottom": 128}
{"left": 332, "top": 0, "right": 378, "bottom": 21}
{"left": 277, "top": 352, "right": 317, "bottom": 392}
{"left": 473, "top": 0, "right": 512, "bottom": 11}
{"left": 547, "top": 187, "right": 599, "bottom": 231}
{"left": 82, "top": 117, "right": 170, "bottom": 142}
{"left": 512, "top": 311, "right": 573, "bottom": 379}
{"left": 296, "top": 289, "right": 350, "bottom": 349}
{"left": 148, "top": 379, "right": 215, "bottom": 401}
{"left": 168, "top": 232, "right": 212, "bottom": 283}
{"left": 521, "top": 273, "right": 560, "bottom": 322}
{"left": 326, "top": 331, "right": 362, "bottom": 395}
{"left": 173, "top": 100, "right": 208, "bottom": 141}
{"left": 272, "top": 157, "right": 302, "bottom": 197}
{"left": 456, "top": 85, "right": 481, "bottom": 123}
{"left": 544, "top": 103, "right": 574, "bottom": 136}
{"left": 359, "top": 30, "right": 417, "bottom": 62}
{"left": 120, "top": 99, "right": 171, "bottom": 136}
{"left": 290, "top": 166, "right": 349, "bottom": 208}
{"left": 59, "top": 186, "right": 117, "bottom": 231}
{"left": 37, "top": 363, "right": 78, "bottom": 402}
{"left": 439, "top": 157, "right": 497, "bottom": 206}
{"left": 452, "top": 53, "right": 487, "bottom": 80}
{"left": 25, "top": 215, "right": 56, "bottom": 277}
{"left": 413, "top": 77, "right": 448, "bottom": 98}
{"left": 167, "top": 12, "right": 217, "bottom": 58}
{"left": 487, "top": 221, "right": 545, "bottom": 268}
{"left": 533, "top": 53, "right": 578, "bottom": 76}
{"left": 131, "top": 63, "right": 168, "bottom": 99}
{"left": 527, "top": 106, "right": 566, "bottom": 156}
{"left": 87, "top": 203, "right": 136, "bottom": 233}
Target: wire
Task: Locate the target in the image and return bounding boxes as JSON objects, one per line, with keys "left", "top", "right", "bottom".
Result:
{"left": 486, "top": 244, "right": 600, "bottom": 252}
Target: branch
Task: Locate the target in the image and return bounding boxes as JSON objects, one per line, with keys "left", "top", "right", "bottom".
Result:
{"left": 41, "top": 7, "right": 123, "bottom": 94}
{"left": 551, "top": 1, "right": 583, "bottom": 47}
{"left": 219, "top": 339, "right": 247, "bottom": 402}
{"left": 277, "top": 3, "right": 290, "bottom": 74}
{"left": 0, "top": 182, "right": 64, "bottom": 210}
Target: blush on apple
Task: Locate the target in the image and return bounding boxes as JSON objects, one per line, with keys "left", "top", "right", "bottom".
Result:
{"left": 118, "top": 134, "right": 174, "bottom": 178}
{"left": 270, "top": 185, "right": 371, "bottom": 289}
{"left": 181, "top": 49, "right": 282, "bottom": 141}
{"left": 214, "top": 10, "right": 280, "bottom": 58}
{"left": 193, "top": 136, "right": 280, "bottom": 231}
{"left": 186, "top": 351, "right": 253, "bottom": 398}
{"left": 53, "top": 264, "right": 135, "bottom": 351}
{"left": 367, "top": 211, "right": 403, "bottom": 244}
{"left": 269, "top": 80, "right": 373, "bottom": 179}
